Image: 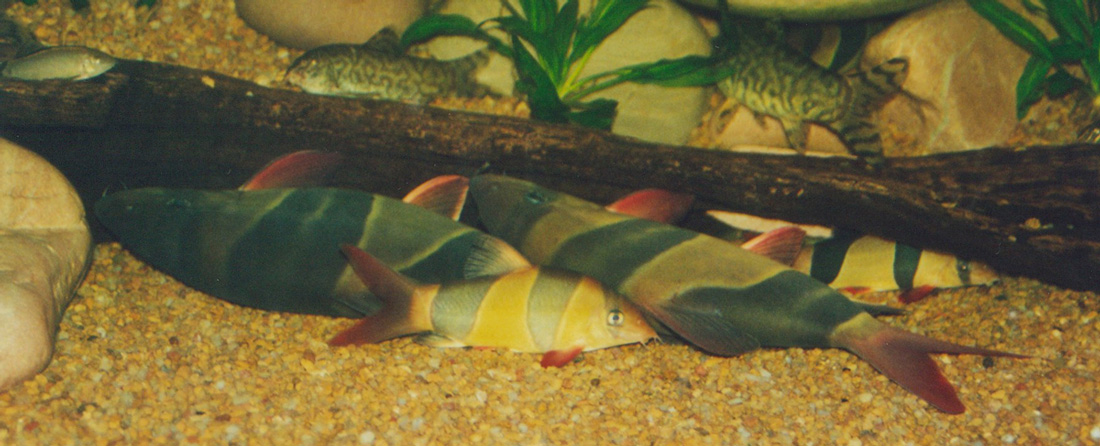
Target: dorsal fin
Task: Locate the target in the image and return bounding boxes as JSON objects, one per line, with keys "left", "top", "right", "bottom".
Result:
{"left": 239, "top": 150, "right": 344, "bottom": 191}
{"left": 402, "top": 175, "right": 470, "bottom": 220}
{"left": 605, "top": 189, "right": 695, "bottom": 224}
{"left": 740, "top": 226, "right": 807, "bottom": 266}
{"left": 362, "top": 28, "right": 404, "bottom": 54}
{"left": 462, "top": 234, "right": 532, "bottom": 279}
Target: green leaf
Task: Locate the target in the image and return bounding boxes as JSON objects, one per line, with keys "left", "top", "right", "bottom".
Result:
{"left": 1050, "top": 38, "right": 1090, "bottom": 61}
{"left": 21, "top": 0, "right": 38, "bottom": 5}
{"left": 1046, "top": 68, "right": 1083, "bottom": 97}
{"left": 617, "top": 56, "right": 738, "bottom": 87}
{"left": 511, "top": 35, "right": 569, "bottom": 124}
{"left": 1016, "top": 55, "right": 1053, "bottom": 119}
{"left": 519, "top": 0, "right": 556, "bottom": 34}
{"left": 402, "top": 14, "right": 512, "bottom": 58}
{"left": 135, "top": 0, "right": 157, "bottom": 7}
{"left": 545, "top": 0, "right": 579, "bottom": 83}
{"left": 967, "top": 0, "right": 1054, "bottom": 61}
{"left": 568, "top": 98, "right": 618, "bottom": 130}
{"left": 1043, "top": 0, "right": 1090, "bottom": 44}
{"left": 69, "top": 0, "right": 89, "bottom": 9}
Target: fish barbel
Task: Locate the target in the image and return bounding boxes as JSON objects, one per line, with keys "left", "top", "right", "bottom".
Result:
{"left": 1, "top": 45, "right": 116, "bottom": 81}
{"left": 285, "top": 28, "right": 489, "bottom": 104}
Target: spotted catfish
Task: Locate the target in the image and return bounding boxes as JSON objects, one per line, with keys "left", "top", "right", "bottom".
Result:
{"left": 330, "top": 245, "right": 657, "bottom": 367}
{"left": 94, "top": 151, "right": 524, "bottom": 317}
{"left": 707, "top": 210, "right": 1000, "bottom": 303}
{"left": 284, "top": 28, "right": 489, "bottom": 104}
{"left": 469, "top": 174, "right": 1024, "bottom": 414}
{"left": 712, "top": 10, "right": 907, "bottom": 164}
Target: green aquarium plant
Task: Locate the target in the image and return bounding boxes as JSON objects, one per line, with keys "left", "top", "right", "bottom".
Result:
{"left": 967, "top": 0, "right": 1100, "bottom": 118}
{"left": 402, "top": 0, "right": 737, "bottom": 130}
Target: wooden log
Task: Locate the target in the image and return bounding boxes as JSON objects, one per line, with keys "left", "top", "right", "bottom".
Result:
{"left": 2, "top": 59, "right": 1098, "bottom": 292}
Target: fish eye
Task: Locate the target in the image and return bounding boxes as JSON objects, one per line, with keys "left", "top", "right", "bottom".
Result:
{"left": 524, "top": 190, "right": 547, "bottom": 205}
{"left": 607, "top": 309, "right": 625, "bottom": 327}
{"left": 956, "top": 259, "right": 972, "bottom": 284}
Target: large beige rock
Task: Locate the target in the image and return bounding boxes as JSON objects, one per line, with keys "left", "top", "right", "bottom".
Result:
{"left": 423, "top": 0, "right": 712, "bottom": 146}
{"left": 0, "top": 138, "right": 92, "bottom": 391}
{"left": 235, "top": 0, "right": 430, "bottom": 50}
{"left": 863, "top": 0, "right": 1055, "bottom": 154}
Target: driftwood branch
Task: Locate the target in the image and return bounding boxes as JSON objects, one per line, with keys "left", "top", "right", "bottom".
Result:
{"left": 2, "top": 60, "right": 1098, "bottom": 292}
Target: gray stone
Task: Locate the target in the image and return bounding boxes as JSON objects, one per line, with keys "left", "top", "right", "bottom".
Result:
{"left": 235, "top": 0, "right": 430, "bottom": 50}
{"left": 863, "top": 0, "right": 1055, "bottom": 154}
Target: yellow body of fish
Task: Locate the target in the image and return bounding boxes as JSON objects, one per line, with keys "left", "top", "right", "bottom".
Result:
{"left": 330, "top": 245, "right": 656, "bottom": 367}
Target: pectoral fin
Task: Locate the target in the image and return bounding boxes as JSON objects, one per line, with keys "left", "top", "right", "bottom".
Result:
{"left": 899, "top": 285, "right": 937, "bottom": 304}
{"left": 655, "top": 304, "right": 759, "bottom": 356}
{"left": 540, "top": 346, "right": 584, "bottom": 368}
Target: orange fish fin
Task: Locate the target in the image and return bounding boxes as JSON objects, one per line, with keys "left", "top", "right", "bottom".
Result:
{"left": 239, "top": 150, "right": 344, "bottom": 190}
{"left": 328, "top": 244, "right": 425, "bottom": 346}
{"left": 834, "top": 315, "right": 1027, "bottom": 414}
{"left": 605, "top": 189, "right": 695, "bottom": 224}
{"left": 402, "top": 175, "right": 469, "bottom": 220}
{"left": 740, "top": 226, "right": 807, "bottom": 266}
{"left": 899, "top": 285, "right": 938, "bottom": 304}
{"left": 462, "top": 234, "right": 532, "bottom": 278}
{"left": 837, "top": 286, "right": 872, "bottom": 296}
{"left": 540, "top": 346, "right": 584, "bottom": 368}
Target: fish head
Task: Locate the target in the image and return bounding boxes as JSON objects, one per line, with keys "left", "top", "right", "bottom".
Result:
{"left": 94, "top": 188, "right": 232, "bottom": 272}
{"left": 568, "top": 275, "right": 658, "bottom": 351}
{"left": 77, "top": 49, "right": 117, "bottom": 80}
{"left": 468, "top": 174, "right": 604, "bottom": 244}
{"left": 283, "top": 54, "right": 325, "bottom": 91}
{"left": 958, "top": 258, "right": 999, "bottom": 287}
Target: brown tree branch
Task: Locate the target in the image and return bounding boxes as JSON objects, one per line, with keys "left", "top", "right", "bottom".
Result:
{"left": 2, "top": 60, "right": 1098, "bottom": 291}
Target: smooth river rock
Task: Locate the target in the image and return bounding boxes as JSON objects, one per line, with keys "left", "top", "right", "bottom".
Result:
{"left": 0, "top": 138, "right": 92, "bottom": 391}
{"left": 863, "top": 0, "right": 1056, "bottom": 154}
{"left": 423, "top": 0, "right": 713, "bottom": 146}
{"left": 235, "top": 0, "right": 430, "bottom": 50}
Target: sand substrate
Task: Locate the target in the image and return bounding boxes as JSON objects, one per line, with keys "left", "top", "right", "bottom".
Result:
{"left": 3, "top": 1, "right": 1099, "bottom": 444}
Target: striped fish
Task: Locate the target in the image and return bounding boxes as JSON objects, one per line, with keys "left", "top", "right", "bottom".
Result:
{"left": 713, "top": 14, "right": 906, "bottom": 164}
{"left": 94, "top": 152, "right": 525, "bottom": 317}
{"left": 329, "top": 245, "right": 657, "bottom": 367}
{"left": 707, "top": 210, "right": 1000, "bottom": 302}
{"left": 468, "top": 174, "right": 1024, "bottom": 414}
{"left": 284, "top": 28, "right": 490, "bottom": 104}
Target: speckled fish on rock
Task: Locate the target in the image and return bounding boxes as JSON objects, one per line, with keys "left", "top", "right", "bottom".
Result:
{"left": 714, "top": 16, "right": 907, "bottom": 164}
{"left": 0, "top": 45, "right": 116, "bottom": 81}
{"left": 284, "top": 28, "right": 489, "bottom": 104}
{"left": 469, "top": 174, "right": 1025, "bottom": 414}
{"left": 94, "top": 151, "right": 525, "bottom": 318}
{"left": 329, "top": 245, "right": 657, "bottom": 367}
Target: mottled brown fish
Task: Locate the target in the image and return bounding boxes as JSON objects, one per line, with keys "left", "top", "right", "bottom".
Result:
{"left": 284, "top": 29, "right": 489, "bottom": 104}
{"left": 715, "top": 17, "right": 906, "bottom": 164}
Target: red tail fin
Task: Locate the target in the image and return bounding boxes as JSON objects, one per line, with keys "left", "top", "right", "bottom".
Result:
{"left": 328, "top": 245, "right": 428, "bottom": 346}
{"left": 240, "top": 150, "right": 344, "bottom": 191}
{"left": 605, "top": 189, "right": 695, "bottom": 224}
{"left": 833, "top": 314, "right": 1026, "bottom": 414}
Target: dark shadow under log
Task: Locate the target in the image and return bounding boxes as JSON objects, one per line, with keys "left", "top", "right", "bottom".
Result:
{"left": 2, "top": 59, "right": 1099, "bottom": 292}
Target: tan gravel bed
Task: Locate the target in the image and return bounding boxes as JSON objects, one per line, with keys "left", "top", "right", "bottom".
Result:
{"left": 3, "top": 1, "right": 1100, "bottom": 444}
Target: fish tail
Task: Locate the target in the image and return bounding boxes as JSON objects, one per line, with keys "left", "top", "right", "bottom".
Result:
{"left": 328, "top": 244, "right": 432, "bottom": 346}
{"left": 836, "top": 58, "right": 908, "bottom": 163}
{"left": 830, "top": 313, "right": 1025, "bottom": 414}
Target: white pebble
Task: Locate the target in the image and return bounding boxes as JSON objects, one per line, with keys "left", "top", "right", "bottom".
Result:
{"left": 1001, "top": 434, "right": 1016, "bottom": 443}
{"left": 1090, "top": 425, "right": 1100, "bottom": 440}
{"left": 358, "top": 430, "right": 376, "bottom": 445}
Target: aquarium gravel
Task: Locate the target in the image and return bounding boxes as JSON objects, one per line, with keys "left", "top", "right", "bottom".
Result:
{"left": 3, "top": 1, "right": 1099, "bottom": 444}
